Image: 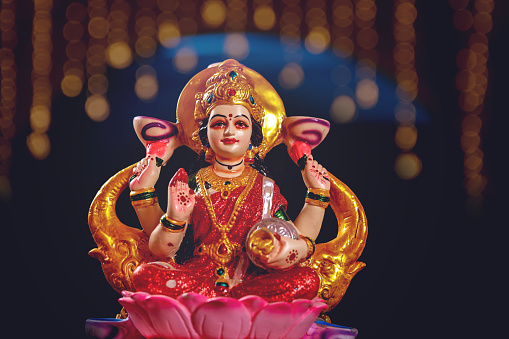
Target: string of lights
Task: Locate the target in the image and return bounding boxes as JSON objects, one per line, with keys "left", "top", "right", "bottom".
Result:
{"left": 223, "top": 0, "right": 249, "bottom": 60}
{"left": 450, "top": 0, "right": 493, "bottom": 210}
{"left": 279, "top": 0, "right": 304, "bottom": 90}
{"left": 84, "top": 0, "right": 111, "bottom": 122}
{"left": 329, "top": 0, "right": 356, "bottom": 124}
{"left": 27, "top": 0, "right": 53, "bottom": 160}
{"left": 354, "top": 0, "right": 379, "bottom": 111}
{"left": 0, "top": 0, "right": 17, "bottom": 201}
{"left": 393, "top": 0, "right": 421, "bottom": 180}
{"left": 61, "top": 2, "right": 86, "bottom": 100}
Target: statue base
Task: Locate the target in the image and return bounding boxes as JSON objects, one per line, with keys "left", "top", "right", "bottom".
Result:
{"left": 85, "top": 292, "right": 358, "bottom": 339}
{"left": 85, "top": 318, "right": 358, "bottom": 339}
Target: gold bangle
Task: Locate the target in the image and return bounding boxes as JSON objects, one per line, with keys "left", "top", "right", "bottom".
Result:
{"left": 300, "top": 235, "right": 315, "bottom": 260}
{"left": 131, "top": 196, "right": 158, "bottom": 209}
{"left": 160, "top": 214, "right": 186, "bottom": 233}
{"left": 307, "top": 187, "right": 330, "bottom": 198}
{"left": 164, "top": 214, "right": 186, "bottom": 226}
{"left": 130, "top": 187, "right": 156, "bottom": 196}
{"left": 305, "top": 197, "right": 329, "bottom": 209}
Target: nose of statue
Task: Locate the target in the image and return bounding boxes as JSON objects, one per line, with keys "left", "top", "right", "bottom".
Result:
{"left": 224, "top": 125, "right": 234, "bottom": 136}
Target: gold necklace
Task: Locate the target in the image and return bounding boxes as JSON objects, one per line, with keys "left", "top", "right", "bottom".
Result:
{"left": 195, "top": 166, "right": 258, "bottom": 265}
{"left": 201, "top": 165, "right": 254, "bottom": 200}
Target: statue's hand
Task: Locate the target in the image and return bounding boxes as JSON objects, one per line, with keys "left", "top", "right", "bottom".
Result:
{"left": 247, "top": 229, "right": 308, "bottom": 270}
{"left": 130, "top": 155, "right": 161, "bottom": 191}
{"left": 166, "top": 168, "right": 195, "bottom": 222}
{"left": 301, "top": 154, "right": 331, "bottom": 190}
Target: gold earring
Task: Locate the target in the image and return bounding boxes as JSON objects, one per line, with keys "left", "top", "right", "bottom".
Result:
{"left": 205, "top": 144, "right": 214, "bottom": 162}
{"left": 245, "top": 144, "right": 255, "bottom": 163}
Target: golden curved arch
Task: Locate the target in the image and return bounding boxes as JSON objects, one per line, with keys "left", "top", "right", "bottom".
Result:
{"left": 302, "top": 173, "right": 367, "bottom": 312}
{"left": 88, "top": 164, "right": 154, "bottom": 294}
{"left": 88, "top": 164, "right": 367, "bottom": 313}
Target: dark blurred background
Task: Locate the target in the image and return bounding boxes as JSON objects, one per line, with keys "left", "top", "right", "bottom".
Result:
{"left": 2, "top": 0, "right": 507, "bottom": 338}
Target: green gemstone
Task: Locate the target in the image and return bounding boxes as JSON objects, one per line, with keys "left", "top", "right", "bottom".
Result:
{"left": 229, "top": 71, "right": 237, "bottom": 80}
{"left": 215, "top": 281, "right": 229, "bottom": 288}
{"left": 224, "top": 181, "right": 230, "bottom": 185}
{"left": 250, "top": 95, "right": 255, "bottom": 105}
{"left": 216, "top": 268, "right": 225, "bottom": 276}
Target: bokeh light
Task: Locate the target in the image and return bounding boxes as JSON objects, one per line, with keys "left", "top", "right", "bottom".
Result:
{"left": 278, "top": 63, "right": 304, "bottom": 89}
{"left": 30, "top": 105, "right": 51, "bottom": 133}
{"left": 305, "top": 27, "right": 330, "bottom": 54}
{"left": 135, "top": 36, "right": 157, "bottom": 58}
{"left": 395, "top": 102, "right": 416, "bottom": 125}
{"left": 158, "top": 21, "right": 181, "bottom": 48}
{"left": 223, "top": 33, "right": 250, "bottom": 60}
{"left": 173, "top": 47, "right": 198, "bottom": 73}
{"left": 254, "top": 5, "right": 276, "bottom": 31}
{"left": 89, "top": 17, "right": 109, "bottom": 39}
{"left": 88, "top": 73, "right": 109, "bottom": 95}
{"left": 395, "top": 125, "right": 418, "bottom": 151}
{"left": 27, "top": 132, "right": 51, "bottom": 160}
{"left": 61, "top": 74, "right": 83, "bottom": 97}
{"left": 106, "top": 41, "right": 133, "bottom": 69}
{"left": 453, "top": 9, "right": 473, "bottom": 31}
{"left": 135, "top": 65, "right": 159, "bottom": 102}
{"left": 394, "top": 152, "right": 422, "bottom": 180}
{"left": 329, "top": 95, "right": 357, "bottom": 124}
{"left": 85, "top": 94, "right": 110, "bottom": 122}
{"left": 355, "top": 78, "right": 379, "bottom": 109}
{"left": 201, "top": 0, "right": 226, "bottom": 28}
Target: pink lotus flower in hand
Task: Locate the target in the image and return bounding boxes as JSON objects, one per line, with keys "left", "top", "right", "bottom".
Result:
{"left": 119, "top": 291, "right": 327, "bottom": 339}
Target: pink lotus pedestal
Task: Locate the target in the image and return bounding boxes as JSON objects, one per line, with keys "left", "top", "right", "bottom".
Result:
{"left": 85, "top": 292, "right": 358, "bottom": 339}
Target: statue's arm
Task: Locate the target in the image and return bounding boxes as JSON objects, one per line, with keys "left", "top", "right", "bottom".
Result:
{"left": 293, "top": 154, "right": 331, "bottom": 240}
{"left": 147, "top": 168, "right": 195, "bottom": 259}
{"left": 130, "top": 155, "right": 165, "bottom": 236}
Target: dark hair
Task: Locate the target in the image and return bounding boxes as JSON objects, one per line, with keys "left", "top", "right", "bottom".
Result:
{"left": 191, "top": 116, "right": 270, "bottom": 177}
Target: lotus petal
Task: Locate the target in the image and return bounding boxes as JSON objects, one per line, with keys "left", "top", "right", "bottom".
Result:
{"left": 119, "top": 293, "right": 159, "bottom": 338}
{"left": 144, "top": 294, "right": 200, "bottom": 339}
{"left": 177, "top": 292, "right": 210, "bottom": 314}
{"left": 285, "top": 299, "right": 327, "bottom": 338}
{"left": 249, "top": 302, "right": 293, "bottom": 339}
{"left": 192, "top": 297, "right": 251, "bottom": 339}
{"left": 239, "top": 295, "right": 268, "bottom": 316}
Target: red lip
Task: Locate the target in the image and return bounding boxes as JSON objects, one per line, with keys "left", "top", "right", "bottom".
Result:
{"left": 221, "top": 138, "right": 238, "bottom": 144}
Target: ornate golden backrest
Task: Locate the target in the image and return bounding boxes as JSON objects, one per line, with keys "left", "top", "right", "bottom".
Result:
{"left": 88, "top": 164, "right": 367, "bottom": 312}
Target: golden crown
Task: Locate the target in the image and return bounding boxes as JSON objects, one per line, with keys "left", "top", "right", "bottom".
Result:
{"left": 194, "top": 60, "right": 264, "bottom": 125}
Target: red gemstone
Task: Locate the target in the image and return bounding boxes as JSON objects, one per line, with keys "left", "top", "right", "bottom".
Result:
{"left": 218, "top": 244, "right": 228, "bottom": 255}
{"left": 227, "top": 89, "right": 236, "bottom": 96}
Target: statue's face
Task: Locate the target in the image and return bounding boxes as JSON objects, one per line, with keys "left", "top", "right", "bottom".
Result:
{"left": 207, "top": 104, "right": 253, "bottom": 161}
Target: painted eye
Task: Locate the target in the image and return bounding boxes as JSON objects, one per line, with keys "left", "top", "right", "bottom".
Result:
{"left": 235, "top": 120, "right": 249, "bottom": 128}
{"left": 210, "top": 120, "right": 226, "bottom": 128}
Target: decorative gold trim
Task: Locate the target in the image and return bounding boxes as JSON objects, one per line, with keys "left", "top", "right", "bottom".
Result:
{"left": 129, "top": 187, "right": 155, "bottom": 195}
{"left": 305, "top": 197, "right": 329, "bottom": 209}
{"left": 164, "top": 214, "right": 186, "bottom": 226}
{"left": 195, "top": 166, "right": 258, "bottom": 264}
{"left": 131, "top": 197, "right": 158, "bottom": 209}
{"left": 176, "top": 60, "right": 287, "bottom": 158}
{"left": 194, "top": 60, "right": 264, "bottom": 125}
{"left": 307, "top": 187, "right": 330, "bottom": 198}
{"left": 201, "top": 165, "right": 254, "bottom": 200}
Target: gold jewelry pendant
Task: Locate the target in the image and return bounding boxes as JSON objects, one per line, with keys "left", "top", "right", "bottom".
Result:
{"left": 201, "top": 166, "right": 254, "bottom": 200}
